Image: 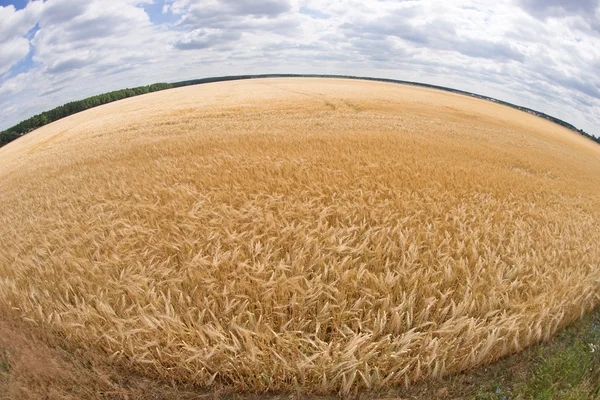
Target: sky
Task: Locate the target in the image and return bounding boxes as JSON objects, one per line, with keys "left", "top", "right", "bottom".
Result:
{"left": 0, "top": 0, "right": 599, "bottom": 137}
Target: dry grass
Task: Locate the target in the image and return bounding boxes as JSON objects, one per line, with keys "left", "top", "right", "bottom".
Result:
{"left": 0, "top": 78, "right": 599, "bottom": 396}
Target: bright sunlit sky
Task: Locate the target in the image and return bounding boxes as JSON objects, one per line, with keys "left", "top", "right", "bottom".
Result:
{"left": 1, "top": 0, "right": 599, "bottom": 136}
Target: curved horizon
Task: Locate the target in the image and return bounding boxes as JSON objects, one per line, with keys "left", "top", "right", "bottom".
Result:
{"left": 1, "top": 0, "right": 599, "bottom": 138}
{"left": 2, "top": 74, "right": 598, "bottom": 149}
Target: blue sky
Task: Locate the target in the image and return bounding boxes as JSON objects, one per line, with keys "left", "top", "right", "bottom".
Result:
{"left": 143, "top": 0, "right": 179, "bottom": 25}
{"left": 1, "top": 0, "right": 600, "bottom": 137}
{"left": 0, "top": 0, "right": 27, "bottom": 9}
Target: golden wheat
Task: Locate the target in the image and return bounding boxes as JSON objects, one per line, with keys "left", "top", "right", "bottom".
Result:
{"left": 0, "top": 78, "right": 599, "bottom": 395}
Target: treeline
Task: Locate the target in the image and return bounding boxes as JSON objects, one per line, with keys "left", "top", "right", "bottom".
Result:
{"left": 0, "top": 77, "right": 269, "bottom": 147}
{"left": 171, "top": 75, "right": 257, "bottom": 88}
{"left": 0, "top": 82, "right": 172, "bottom": 147}
{"left": 343, "top": 75, "right": 600, "bottom": 144}
{"left": 1, "top": 74, "right": 599, "bottom": 148}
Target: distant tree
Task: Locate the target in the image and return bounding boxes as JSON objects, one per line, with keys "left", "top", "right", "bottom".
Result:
{"left": 1, "top": 75, "right": 599, "bottom": 149}
{"left": 0, "top": 82, "right": 174, "bottom": 148}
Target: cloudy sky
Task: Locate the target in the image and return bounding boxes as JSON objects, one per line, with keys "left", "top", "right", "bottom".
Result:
{"left": 1, "top": 0, "right": 599, "bottom": 137}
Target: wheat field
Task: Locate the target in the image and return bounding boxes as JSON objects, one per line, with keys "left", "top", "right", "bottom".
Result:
{"left": 0, "top": 78, "right": 599, "bottom": 395}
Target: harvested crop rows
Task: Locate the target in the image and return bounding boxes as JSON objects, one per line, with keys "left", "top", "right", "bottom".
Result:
{"left": 0, "top": 78, "right": 599, "bottom": 395}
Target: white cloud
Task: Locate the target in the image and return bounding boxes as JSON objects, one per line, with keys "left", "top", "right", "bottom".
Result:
{"left": 32, "top": 0, "right": 169, "bottom": 75}
{"left": 0, "top": 70, "right": 33, "bottom": 98}
{"left": 175, "top": 28, "right": 242, "bottom": 50}
{"left": 0, "top": 37, "right": 30, "bottom": 75}
{"left": 0, "top": 0, "right": 600, "bottom": 137}
{"left": 0, "top": 1, "right": 43, "bottom": 40}
{"left": 0, "top": 1, "right": 43, "bottom": 74}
